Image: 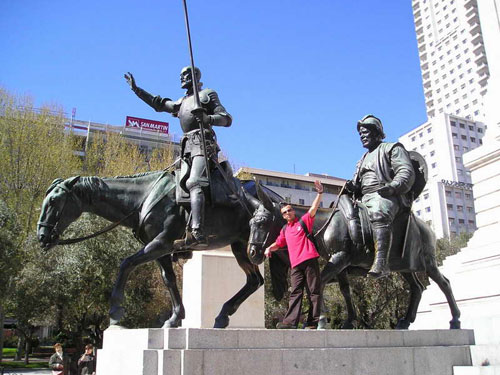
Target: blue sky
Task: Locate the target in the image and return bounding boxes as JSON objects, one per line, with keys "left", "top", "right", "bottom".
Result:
{"left": 0, "top": 0, "right": 427, "bottom": 179}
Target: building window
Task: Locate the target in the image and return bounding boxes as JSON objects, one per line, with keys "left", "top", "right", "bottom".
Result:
{"left": 419, "top": 133, "right": 423, "bottom": 138}
{"left": 411, "top": 136, "right": 416, "bottom": 142}
{"left": 457, "top": 205, "right": 463, "bottom": 212}
{"left": 416, "top": 210, "right": 421, "bottom": 216}
{"left": 458, "top": 219, "right": 465, "bottom": 224}
{"left": 431, "top": 162, "right": 437, "bottom": 168}
{"left": 455, "top": 156, "right": 461, "bottom": 163}
{"left": 466, "top": 206, "right": 473, "bottom": 213}
{"left": 429, "top": 139, "right": 434, "bottom": 145}
{"left": 457, "top": 169, "right": 463, "bottom": 175}
{"left": 478, "top": 128, "right": 483, "bottom": 133}
{"left": 449, "top": 218, "right": 455, "bottom": 224}
{"left": 461, "top": 135, "right": 467, "bottom": 140}
{"left": 447, "top": 203, "right": 453, "bottom": 210}
{"left": 471, "top": 137, "right": 476, "bottom": 143}
{"left": 468, "top": 125, "right": 474, "bottom": 131}
{"left": 468, "top": 220, "right": 475, "bottom": 225}
{"left": 427, "top": 127, "right": 432, "bottom": 133}
{"left": 463, "top": 146, "right": 469, "bottom": 152}
{"left": 424, "top": 193, "right": 429, "bottom": 200}
{"left": 430, "top": 150, "right": 435, "bottom": 156}
{"left": 452, "top": 133, "right": 458, "bottom": 138}
{"left": 299, "top": 199, "right": 305, "bottom": 205}
{"left": 454, "top": 145, "right": 460, "bottom": 151}
{"left": 465, "top": 193, "right": 471, "bottom": 199}
{"left": 455, "top": 192, "right": 462, "bottom": 198}
{"left": 445, "top": 190, "right": 452, "bottom": 197}
{"left": 425, "top": 207, "right": 431, "bottom": 212}
{"left": 450, "top": 121, "right": 456, "bottom": 127}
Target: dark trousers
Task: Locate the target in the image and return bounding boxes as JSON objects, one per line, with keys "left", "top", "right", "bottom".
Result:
{"left": 282, "top": 257, "right": 321, "bottom": 326}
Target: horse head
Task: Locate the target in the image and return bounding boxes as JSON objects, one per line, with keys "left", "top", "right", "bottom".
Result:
{"left": 37, "top": 176, "right": 82, "bottom": 250}
{"left": 247, "top": 180, "right": 284, "bottom": 265}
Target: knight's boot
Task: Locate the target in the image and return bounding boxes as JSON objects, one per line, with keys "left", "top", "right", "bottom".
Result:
{"left": 368, "top": 227, "right": 392, "bottom": 279}
{"left": 185, "top": 188, "right": 208, "bottom": 248}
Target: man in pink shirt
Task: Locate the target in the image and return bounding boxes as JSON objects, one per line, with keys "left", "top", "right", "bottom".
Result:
{"left": 264, "top": 180, "right": 323, "bottom": 329}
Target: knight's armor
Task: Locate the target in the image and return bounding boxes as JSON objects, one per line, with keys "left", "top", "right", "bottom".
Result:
{"left": 129, "top": 67, "right": 232, "bottom": 246}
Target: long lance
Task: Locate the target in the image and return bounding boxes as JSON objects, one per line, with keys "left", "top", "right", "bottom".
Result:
{"left": 181, "top": 0, "right": 212, "bottom": 193}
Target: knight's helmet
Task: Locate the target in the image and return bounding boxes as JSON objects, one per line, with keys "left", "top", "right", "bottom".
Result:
{"left": 181, "top": 66, "right": 201, "bottom": 82}
{"left": 356, "top": 114, "right": 385, "bottom": 139}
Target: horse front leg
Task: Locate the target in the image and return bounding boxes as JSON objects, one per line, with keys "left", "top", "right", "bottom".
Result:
{"left": 109, "top": 236, "right": 172, "bottom": 327}
{"left": 318, "top": 251, "right": 350, "bottom": 329}
{"left": 337, "top": 270, "right": 357, "bottom": 329}
{"left": 213, "top": 241, "right": 264, "bottom": 328}
{"left": 156, "top": 255, "right": 185, "bottom": 328}
{"left": 397, "top": 272, "right": 424, "bottom": 329}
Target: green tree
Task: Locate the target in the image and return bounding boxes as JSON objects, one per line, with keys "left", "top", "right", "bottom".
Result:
{"left": 0, "top": 200, "right": 22, "bottom": 363}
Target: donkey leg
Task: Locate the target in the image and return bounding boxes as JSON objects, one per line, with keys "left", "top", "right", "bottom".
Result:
{"left": 109, "top": 235, "right": 172, "bottom": 326}
{"left": 213, "top": 241, "right": 264, "bottom": 328}
{"left": 426, "top": 264, "right": 461, "bottom": 329}
{"left": 396, "top": 272, "right": 425, "bottom": 329}
{"left": 318, "top": 251, "right": 350, "bottom": 329}
{"left": 337, "top": 270, "right": 357, "bottom": 329}
{"left": 156, "top": 255, "right": 185, "bottom": 328}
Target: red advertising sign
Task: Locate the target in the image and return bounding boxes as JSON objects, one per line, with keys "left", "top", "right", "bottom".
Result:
{"left": 125, "top": 116, "right": 169, "bottom": 134}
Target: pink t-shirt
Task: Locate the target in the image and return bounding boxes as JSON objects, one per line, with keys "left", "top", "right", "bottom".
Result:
{"left": 275, "top": 212, "right": 319, "bottom": 268}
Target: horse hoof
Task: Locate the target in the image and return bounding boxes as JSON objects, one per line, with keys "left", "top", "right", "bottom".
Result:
{"left": 317, "top": 316, "right": 328, "bottom": 330}
{"left": 214, "top": 316, "right": 229, "bottom": 328}
{"left": 109, "top": 306, "right": 125, "bottom": 323}
{"left": 449, "top": 319, "right": 461, "bottom": 329}
{"left": 107, "top": 324, "right": 126, "bottom": 330}
{"left": 395, "top": 319, "right": 410, "bottom": 330}
{"left": 162, "top": 319, "right": 181, "bottom": 329}
{"left": 341, "top": 321, "right": 355, "bottom": 329}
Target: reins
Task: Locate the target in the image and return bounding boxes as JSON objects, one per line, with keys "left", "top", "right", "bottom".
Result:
{"left": 53, "top": 160, "right": 180, "bottom": 246}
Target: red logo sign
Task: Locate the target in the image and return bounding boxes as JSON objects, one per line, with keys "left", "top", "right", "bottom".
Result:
{"left": 125, "top": 116, "right": 169, "bottom": 134}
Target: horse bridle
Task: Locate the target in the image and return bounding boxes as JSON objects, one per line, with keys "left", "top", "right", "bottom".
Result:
{"left": 37, "top": 182, "right": 81, "bottom": 244}
{"left": 248, "top": 208, "right": 276, "bottom": 250}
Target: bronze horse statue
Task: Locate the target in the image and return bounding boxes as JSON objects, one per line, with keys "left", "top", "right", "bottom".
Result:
{"left": 37, "top": 170, "right": 280, "bottom": 328}
{"left": 247, "top": 182, "right": 461, "bottom": 330}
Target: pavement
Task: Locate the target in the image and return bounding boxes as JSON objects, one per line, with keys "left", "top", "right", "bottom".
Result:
{"left": 1, "top": 370, "right": 51, "bottom": 375}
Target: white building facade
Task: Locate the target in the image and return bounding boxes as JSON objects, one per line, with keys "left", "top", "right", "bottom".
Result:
{"left": 403, "top": 0, "right": 494, "bottom": 238}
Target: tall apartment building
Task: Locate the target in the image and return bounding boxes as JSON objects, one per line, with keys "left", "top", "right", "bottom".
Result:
{"left": 401, "top": 0, "right": 494, "bottom": 238}
{"left": 413, "top": 0, "right": 490, "bottom": 120}
{"left": 399, "top": 113, "right": 485, "bottom": 238}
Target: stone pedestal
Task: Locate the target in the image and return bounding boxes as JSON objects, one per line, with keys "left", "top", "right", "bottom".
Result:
{"left": 412, "top": 115, "right": 500, "bottom": 374}
{"left": 96, "top": 328, "right": 474, "bottom": 375}
{"left": 182, "top": 248, "right": 264, "bottom": 328}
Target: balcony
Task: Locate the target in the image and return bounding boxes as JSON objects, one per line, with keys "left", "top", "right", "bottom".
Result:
{"left": 478, "top": 73, "right": 489, "bottom": 87}
{"left": 467, "top": 12, "right": 479, "bottom": 26}
{"left": 421, "top": 61, "right": 429, "bottom": 71}
{"left": 473, "top": 44, "right": 485, "bottom": 56}
{"left": 465, "top": 0, "right": 476, "bottom": 10}
{"left": 475, "top": 53, "right": 487, "bottom": 65}
{"left": 476, "top": 63, "right": 489, "bottom": 75}
{"left": 412, "top": 1, "right": 420, "bottom": 12}
{"left": 470, "top": 32, "right": 483, "bottom": 46}
{"left": 418, "top": 43, "right": 426, "bottom": 53}
{"left": 470, "top": 22, "right": 481, "bottom": 36}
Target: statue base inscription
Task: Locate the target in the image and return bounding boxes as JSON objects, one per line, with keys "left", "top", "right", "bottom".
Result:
{"left": 96, "top": 328, "right": 474, "bottom": 375}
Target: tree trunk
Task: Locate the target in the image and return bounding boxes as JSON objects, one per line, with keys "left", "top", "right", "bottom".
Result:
{"left": 15, "top": 335, "right": 24, "bottom": 361}
{"left": 24, "top": 337, "right": 31, "bottom": 365}
{"left": 0, "top": 303, "right": 4, "bottom": 363}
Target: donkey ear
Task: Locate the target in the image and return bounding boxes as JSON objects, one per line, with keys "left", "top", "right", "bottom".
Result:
{"left": 65, "top": 176, "right": 80, "bottom": 189}
{"left": 46, "top": 178, "right": 64, "bottom": 196}
{"left": 255, "top": 179, "right": 274, "bottom": 212}
{"left": 244, "top": 191, "right": 261, "bottom": 212}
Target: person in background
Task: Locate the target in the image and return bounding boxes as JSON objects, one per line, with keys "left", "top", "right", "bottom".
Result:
{"left": 49, "top": 343, "right": 70, "bottom": 375}
{"left": 77, "top": 344, "right": 96, "bottom": 375}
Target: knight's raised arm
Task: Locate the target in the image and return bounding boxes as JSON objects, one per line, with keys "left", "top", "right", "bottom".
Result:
{"left": 124, "top": 72, "right": 176, "bottom": 114}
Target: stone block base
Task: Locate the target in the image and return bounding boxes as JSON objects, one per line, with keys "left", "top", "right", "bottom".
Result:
{"left": 96, "top": 328, "right": 474, "bottom": 375}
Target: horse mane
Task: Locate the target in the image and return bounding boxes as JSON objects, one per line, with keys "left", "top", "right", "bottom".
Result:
{"left": 113, "top": 171, "right": 159, "bottom": 179}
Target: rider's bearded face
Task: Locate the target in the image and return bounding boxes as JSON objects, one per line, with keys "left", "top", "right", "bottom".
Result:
{"left": 358, "top": 125, "right": 381, "bottom": 151}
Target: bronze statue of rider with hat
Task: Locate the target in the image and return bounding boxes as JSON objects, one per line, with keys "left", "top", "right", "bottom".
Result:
{"left": 345, "top": 114, "right": 415, "bottom": 278}
{"left": 124, "top": 67, "right": 232, "bottom": 247}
